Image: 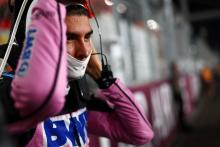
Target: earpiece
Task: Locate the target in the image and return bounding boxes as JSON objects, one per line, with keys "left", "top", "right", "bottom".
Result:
{"left": 88, "top": 0, "right": 114, "bottom": 81}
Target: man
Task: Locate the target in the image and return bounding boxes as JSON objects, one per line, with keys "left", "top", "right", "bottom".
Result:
{"left": 2, "top": 0, "right": 153, "bottom": 146}
{"left": 169, "top": 62, "right": 191, "bottom": 131}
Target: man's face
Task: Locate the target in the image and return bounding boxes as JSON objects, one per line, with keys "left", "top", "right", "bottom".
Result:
{"left": 65, "top": 15, "right": 93, "bottom": 60}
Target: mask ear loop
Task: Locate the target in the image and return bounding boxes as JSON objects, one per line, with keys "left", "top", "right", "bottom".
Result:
{"left": 0, "top": 0, "right": 28, "bottom": 77}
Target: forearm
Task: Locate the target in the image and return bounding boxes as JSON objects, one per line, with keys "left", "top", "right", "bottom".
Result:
{"left": 88, "top": 79, "right": 154, "bottom": 145}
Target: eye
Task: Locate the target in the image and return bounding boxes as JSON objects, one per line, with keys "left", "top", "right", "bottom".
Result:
{"left": 84, "top": 30, "right": 93, "bottom": 41}
{"left": 84, "top": 33, "right": 92, "bottom": 41}
{"left": 67, "top": 33, "right": 77, "bottom": 41}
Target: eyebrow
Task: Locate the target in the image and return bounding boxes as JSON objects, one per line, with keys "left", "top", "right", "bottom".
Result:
{"left": 66, "top": 30, "right": 93, "bottom": 40}
{"left": 85, "top": 30, "right": 93, "bottom": 37}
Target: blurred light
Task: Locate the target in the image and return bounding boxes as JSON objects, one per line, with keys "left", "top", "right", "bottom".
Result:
{"left": 146, "top": 19, "right": 160, "bottom": 31}
{"left": 104, "top": 0, "right": 114, "bottom": 6}
{"left": 116, "top": 3, "right": 127, "bottom": 14}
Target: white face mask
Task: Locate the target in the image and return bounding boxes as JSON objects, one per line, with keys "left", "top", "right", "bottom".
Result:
{"left": 67, "top": 53, "right": 91, "bottom": 79}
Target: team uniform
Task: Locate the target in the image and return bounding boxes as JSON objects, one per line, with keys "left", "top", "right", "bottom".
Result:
{"left": 1, "top": 0, "right": 154, "bottom": 146}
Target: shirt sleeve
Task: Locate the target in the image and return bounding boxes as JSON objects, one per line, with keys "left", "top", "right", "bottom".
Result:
{"left": 8, "top": 0, "right": 67, "bottom": 133}
{"left": 88, "top": 79, "right": 154, "bottom": 145}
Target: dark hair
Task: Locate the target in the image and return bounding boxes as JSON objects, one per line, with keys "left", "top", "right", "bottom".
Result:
{"left": 66, "top": 3, "right": 89, "bottom": 17}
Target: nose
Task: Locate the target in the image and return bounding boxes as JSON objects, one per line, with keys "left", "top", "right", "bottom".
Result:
{"left": 76, "top": 41, "right": 91, "bottom": 60}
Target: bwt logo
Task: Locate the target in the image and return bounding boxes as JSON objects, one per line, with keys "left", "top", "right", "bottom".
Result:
{"left": 18, "top": 28, "right": 36, "bottom": 76}
{"left": 44, "top": 112, "right": 88, "bottom": 147}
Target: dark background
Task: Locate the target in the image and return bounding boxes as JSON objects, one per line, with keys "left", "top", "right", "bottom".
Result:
{"left": 173, "top": 0, "right": 220, "bottom": 53}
